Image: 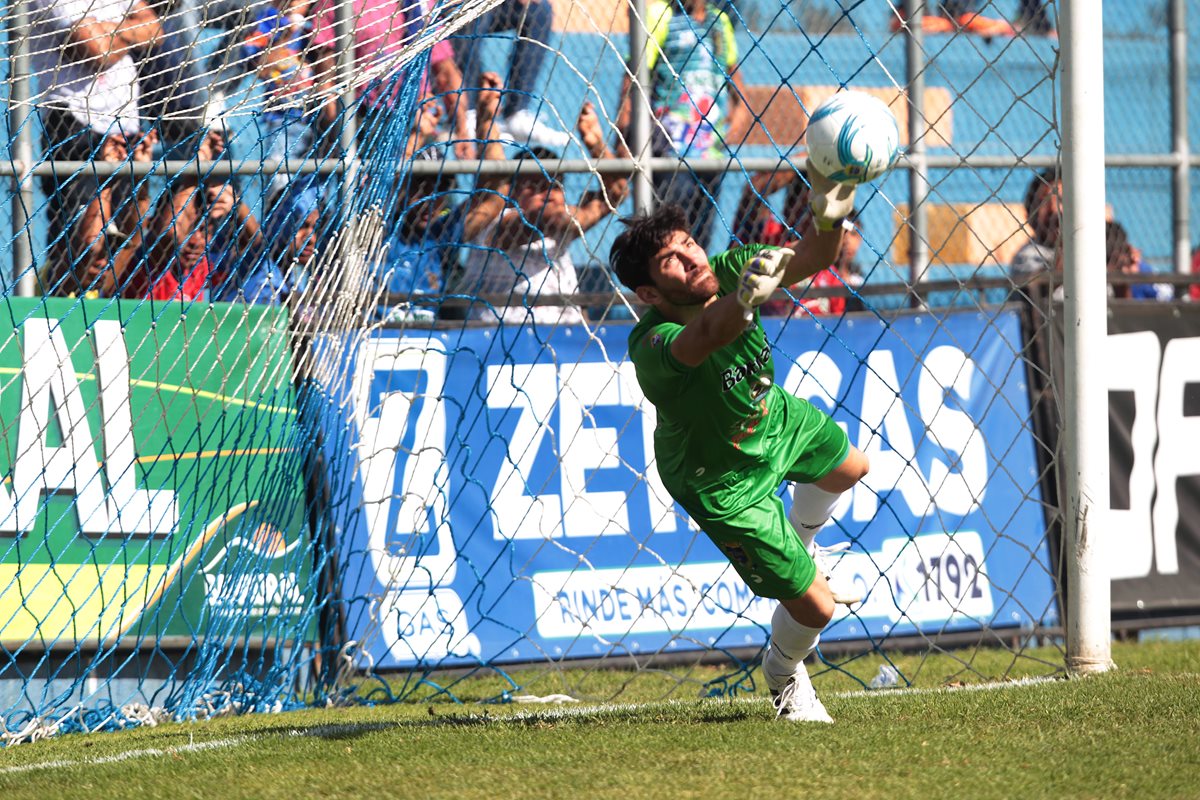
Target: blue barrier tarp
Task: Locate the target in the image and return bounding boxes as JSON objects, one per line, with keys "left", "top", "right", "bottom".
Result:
{"left": 326, "top": 309, "right": 1056, "bottom": 669}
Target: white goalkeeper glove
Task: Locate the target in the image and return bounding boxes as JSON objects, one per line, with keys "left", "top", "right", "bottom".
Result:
{"left": 736, "top": 246, "right": 794, "bottom": 323}
{"left": 806, "top": 156, "right": 858, "bottom": 232}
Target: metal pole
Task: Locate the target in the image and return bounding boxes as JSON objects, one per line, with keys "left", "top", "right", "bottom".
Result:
{"left": 904, "top": 0, "right": 930, "bottom": 307}
{"left": 9, "top": 1, "right": 36, "bottom": 297}
{"left": 5, "top": 152, "right": 1196, "bottom": 179}
{"left": 627, "top": 0, "right": 653, "bottom": 213}
{"left": 336, "top": 0, "right": 359, "bottom": 207}
{"left": 1170, "top": 0, "right": 1190, "bottom": 276}
{"left": 1060, "top": 0, "right": 1113, "bottom": 675}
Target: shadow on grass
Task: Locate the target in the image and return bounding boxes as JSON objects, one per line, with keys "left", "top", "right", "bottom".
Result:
{"left": 246, "top": 701, "right": 766, "bottom": 740}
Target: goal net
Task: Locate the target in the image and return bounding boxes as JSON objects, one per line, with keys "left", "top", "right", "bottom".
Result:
{"left": 0, "top": 0, "right": 1115, "bottom": 741}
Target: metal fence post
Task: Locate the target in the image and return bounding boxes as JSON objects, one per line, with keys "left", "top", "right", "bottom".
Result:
{"left": 9, "top": 0, "right": 35, "bottom": 297}
{"left": 336, "top": 0, "right": 358, "bottom": 209}
{"left": 1170, "top": 0, "right": 1190, "bottom": 276}
{"left": 627, "top": 0, "right": 653, "bottom": 214}
{"left": 904, "top": 0, "right": 931, "bottom": 306}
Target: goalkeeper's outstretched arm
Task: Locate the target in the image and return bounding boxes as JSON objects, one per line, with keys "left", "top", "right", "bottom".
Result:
{"left": 780, "top": 224, "right": 842, "bottom": 287}
{"left": 667, "top": 293, "right": 754, "bottom": 367}
{"left": 647, "top": 249, "right": 792, "bottom": 368}
{"left": 778, "top": 159, "right": 855, "bottom": 286}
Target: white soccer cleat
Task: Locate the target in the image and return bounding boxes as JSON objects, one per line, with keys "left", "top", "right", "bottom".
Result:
{"left": 769, "top": 668, "right": 834, "bottom": 724}
{"left": 811, "top": 541, "right": 864, "bottom": 606}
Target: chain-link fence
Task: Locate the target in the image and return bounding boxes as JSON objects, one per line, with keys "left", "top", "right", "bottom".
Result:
{"left": 0, "top": 0, "right": 1194, "bottom": 742}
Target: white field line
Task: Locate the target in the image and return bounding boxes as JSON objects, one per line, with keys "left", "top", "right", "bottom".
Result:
{"left": 0, "top": 737, "right": 242, "bottom": 776}
{"left": 830, "top": 674, "right": 1062, "bottom": 698}
{"left": 445, "top": 674, "right": 1067, "bottom": 723}
{"left": 0, "top": 723, "right": 402, "bottom": 776}
{"left": 424, "top": 671, "right": 1070, "bottom": 724}
{"left": 0, "top": 676, "right": 1067, "bottom": 775}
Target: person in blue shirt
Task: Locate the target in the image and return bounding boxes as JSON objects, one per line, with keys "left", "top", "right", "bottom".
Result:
{"left": 215, "top": 173, "right": 324, "bottom": 304}
{"left": 1107, "top": 221, "right": 1174, "bottom": 302}
{"left": 381, "top": 72, "right": 509, "bottom": 321}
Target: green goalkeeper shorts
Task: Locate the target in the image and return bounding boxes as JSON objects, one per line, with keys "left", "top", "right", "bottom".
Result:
{"left": 670, "top": 406, "right": 850, "bottom": 600}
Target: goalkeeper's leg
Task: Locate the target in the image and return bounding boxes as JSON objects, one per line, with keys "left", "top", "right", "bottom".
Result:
{"left": 762, "top": 584, "right": 835, "bottom": 723}
{"left": 789, "top": 447, "right": 870, "bottom": 605}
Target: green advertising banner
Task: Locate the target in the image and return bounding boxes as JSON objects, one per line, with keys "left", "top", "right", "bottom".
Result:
{"left": 0, "top": 298, "right": 312, "bottom": 648}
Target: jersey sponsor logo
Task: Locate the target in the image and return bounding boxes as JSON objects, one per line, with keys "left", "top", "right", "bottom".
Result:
{"left": 749, "top": 375, "right": 772, "bottom": 402}
{"left": 720, "top": 542, "right": 751, "bottom": 568}
{"left": 720, "top": 344, "right": 772, "bottom": 392}
{"left": 648, "top": 333, "right": 664, "bottom": 349}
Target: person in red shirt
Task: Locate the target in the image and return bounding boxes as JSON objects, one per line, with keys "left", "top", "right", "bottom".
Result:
{"left": 110, "top": 131, "right": 253, "bottom": 302}
{"left": 1191, "top": 245, "right": 1200, "bottom": 302}
{"left": 776, "top": 215, "right": 863, "bottom": 318}
{"left": 733, "top": 169, "right": 862, "bottom": 317}
{"left": 119, "top": 188, "right": 220, "bottom": 302}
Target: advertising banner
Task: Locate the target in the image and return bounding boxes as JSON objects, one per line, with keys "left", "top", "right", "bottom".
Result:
{"left": 1072, "top": 305, "right": 1200, "bottom": 615}
{"left": 0, "top": 299, "right": 312, "bottom": 647}
{"left": 332, "top": 309, "right": 1057, "bottom": 668}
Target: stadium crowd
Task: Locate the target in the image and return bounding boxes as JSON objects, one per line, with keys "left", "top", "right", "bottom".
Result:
{"left": 25, "top": 0, "right": 1191, "bottom": 318}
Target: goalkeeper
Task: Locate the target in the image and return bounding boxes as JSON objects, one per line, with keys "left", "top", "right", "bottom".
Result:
{"left": 609, "top": 163, "right": 866, "bottom": 723}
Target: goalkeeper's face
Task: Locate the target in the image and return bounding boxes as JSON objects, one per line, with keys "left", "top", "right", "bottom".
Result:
{"left": 645, "top": 230, "right": 718, "bottom": 307}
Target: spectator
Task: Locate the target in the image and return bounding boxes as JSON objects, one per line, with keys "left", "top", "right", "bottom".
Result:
{"left": 137, "top": 0, "right": 283, "bottom": 146}
{"left": 1016, "top": 0, "right": 1055, "bottom": 36}
{"left": 731, "top": 169, "right": 864, "bottom": 317}
{"left": 30, "top": 0, "right": 161, "bottom": 296}
{"left": 1107, "top": 222, "right": 1173, "bottom": 301}
{"left": 1191, "top": 245, "right": 1200, "bottom": 302}
{"left": 456, "top": 102, "right": 631, "bottom": 326}
{"left": 120, "top": 191, "right": 216, "bottom": 301}
{"left": 134, "top": 2, "right": 299, "bottom": 289}
{"left": 309, "top": 0, "right": 474, "bottom": 159}
{"left": 452, "top": 0, "right": 568, "bottom": 150}
{"left": 67, "top": 126, "right": 158, "bottom": 296}
{"left": 402, "top": 90, "right": 448, "bottom": 160}
{"left": 383, "top": 72, "right": 510, "bottom": 322}
{"left": 1129, "top": 245, "right": 1174, "bottom": 301}
{"left": 1011, "top": 166, "right": 1061, "bottom": 292}
{"left": 239, "top": 3, "right": 337, "bottom": 192}
{"left": 835, "top": 217, "right": 867, "bottom": 313}
{"left": 220, "top": 174, "right": 324, "bottom": 303}
{"left": 116, "top": 132, "right": 241, "bottom": 300}
{"left": 1106, "top": 220, "right": 1134, "bottom": 299}
{"left": 82, "top": 127, "right": 158, "bottom": 296}
{"left": 730, "top": 167, "right": 812, "bottom": 248}
{"left": 890, "top": 1, "right": 1050, "bottom": 38}
{"left": 765, "top": 212, "right": 863, "bottom": 318}
{"left": 203, "top": 177, "right": 266, "bottom": 282}
{"left": 618, "top": 0, "right": 750, "bottom": 251}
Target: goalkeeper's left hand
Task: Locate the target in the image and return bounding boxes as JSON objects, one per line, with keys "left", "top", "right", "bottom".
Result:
{"left": 736, "top": 247, "right": 794, "bottom": 324}
{"left": 806, "top": 156, "right": 858, "bottom": 232}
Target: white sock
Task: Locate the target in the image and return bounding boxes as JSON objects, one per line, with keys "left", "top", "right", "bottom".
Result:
{"left": 763, "top": 603, "right": 822, "bottom": 692}
{"left": 788, "top": 482, "right": 844, "bottom": 550}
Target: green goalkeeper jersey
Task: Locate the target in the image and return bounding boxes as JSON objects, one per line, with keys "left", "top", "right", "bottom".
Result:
{"left": 629, "top": 244, "right": 809, "bottom": 514}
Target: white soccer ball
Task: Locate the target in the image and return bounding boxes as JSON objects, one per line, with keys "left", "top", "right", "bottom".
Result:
{"left": 805, "top": 90, "right": 901, "bottom": 184}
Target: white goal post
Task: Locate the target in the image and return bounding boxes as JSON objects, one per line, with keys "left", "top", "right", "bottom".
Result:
{"left": 1060, "top": 0, "right": 1112, "bottom": 675}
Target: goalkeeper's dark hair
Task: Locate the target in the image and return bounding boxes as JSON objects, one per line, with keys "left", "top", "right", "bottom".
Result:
{"left": 610, "top": 204, "right": 692, "bottom": 290}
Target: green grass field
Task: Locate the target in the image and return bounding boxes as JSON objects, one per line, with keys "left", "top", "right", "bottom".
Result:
{"left": 1, "top": 639, "right": 1197, "bottom": 800}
